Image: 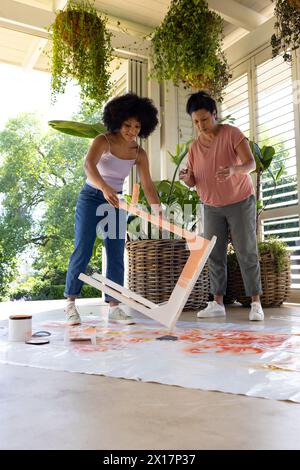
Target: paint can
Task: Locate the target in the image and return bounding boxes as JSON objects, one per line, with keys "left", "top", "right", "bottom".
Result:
{"left": 8, "top": 315, "right": 32, "bottom": 342}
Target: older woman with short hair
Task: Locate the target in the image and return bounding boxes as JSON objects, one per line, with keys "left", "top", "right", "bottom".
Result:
{"left": 180, "top": 91, "right": 263, "bottom": 321}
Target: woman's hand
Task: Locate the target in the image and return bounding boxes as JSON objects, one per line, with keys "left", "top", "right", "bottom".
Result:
{"left": 215, "top": 166, "right": 236, "bottom": 182}
{"left": 179, "top": 168, "right": 193, "bottom": 184}
{"left": 102, "top": 184, "right": 119, "bottom": 207}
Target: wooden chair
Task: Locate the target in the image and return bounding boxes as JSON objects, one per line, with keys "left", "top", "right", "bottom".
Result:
{"left": 79, "top": 184, "right": 216, "bottom": 329}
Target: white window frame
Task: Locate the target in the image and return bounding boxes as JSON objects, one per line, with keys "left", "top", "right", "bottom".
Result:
{"left": 224, "top": 45, "right": 300, "bottom": 301}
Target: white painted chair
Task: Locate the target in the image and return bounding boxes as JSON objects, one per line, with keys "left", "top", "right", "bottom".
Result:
{"left": 79, "top": 184, "right": 216, "bottom": 329}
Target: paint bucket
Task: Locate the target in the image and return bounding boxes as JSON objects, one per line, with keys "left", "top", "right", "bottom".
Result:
{"left": 8, "top": 315, "right": 32, "bottom": 342}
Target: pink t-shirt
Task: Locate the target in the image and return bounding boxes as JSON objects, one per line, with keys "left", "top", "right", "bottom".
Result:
{"left": 188, "top": 124, "right": 254, "bottom": 207}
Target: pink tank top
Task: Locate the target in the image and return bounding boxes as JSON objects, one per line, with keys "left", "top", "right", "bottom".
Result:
{"left": 86, "top": 134, "right": 138, "bottom": 192}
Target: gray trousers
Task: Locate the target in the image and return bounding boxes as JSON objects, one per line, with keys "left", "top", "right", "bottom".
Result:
{"left": 204, "top": 195, "right": 262, "bottom": 297}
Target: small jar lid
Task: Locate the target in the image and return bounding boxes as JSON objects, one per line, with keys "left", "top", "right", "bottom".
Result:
{"left": 25, "top": 338, "right": 49, "bottom": 345}
{"left": 9, "top": 315, "right": 32, "bottom": 320}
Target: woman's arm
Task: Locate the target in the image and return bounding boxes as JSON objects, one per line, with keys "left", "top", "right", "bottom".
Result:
{"left": 84, "top": 135, "right": 119, "bottom": 206}
{"left": 84, "top": 135, "right": 108, "bottom": 189}
{"left": 136, "top": 149, "right": 161, "bottom": 213}
{"left": 216, "top": 138, "right": 256, "bottom": 182}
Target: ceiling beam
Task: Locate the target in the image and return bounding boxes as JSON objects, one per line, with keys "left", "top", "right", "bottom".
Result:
{"left": 52, "top": 1, "right": 68, "bottom": 10}
{"left": 21, "top": 1, "right": 68, "bottom": 70}
{"left": 225, "top": 17, "right": 276, "bottom": 66}
{"left": 208, "top": 0, "right": 267, "bottom": 31}
{"left": 22, "top": 37, "right": 48, "bottom": 71}
{"left": 0, "top": 0, "right": 52, "bottom": 36}
{"left": 0, "top": 0, "right": 151, "bottom": 39}
{"left": 223, "top": 28, "right": 248, "bottom": 50}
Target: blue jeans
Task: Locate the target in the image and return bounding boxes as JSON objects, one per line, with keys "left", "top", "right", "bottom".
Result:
{"left": 64, "top": 183, "right": 127, "bottom": 302}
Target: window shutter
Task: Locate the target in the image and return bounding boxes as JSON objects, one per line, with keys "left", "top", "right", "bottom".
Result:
{"left": 221, "top": 73, "right": 250, "bottom": 137}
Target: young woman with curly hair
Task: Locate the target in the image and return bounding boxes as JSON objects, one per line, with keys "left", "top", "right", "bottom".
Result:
{"left": 64, "top": 93, "right": 161, "bottom": 325}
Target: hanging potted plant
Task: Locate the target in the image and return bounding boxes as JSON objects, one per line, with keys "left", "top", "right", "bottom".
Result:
{"left": 149, "top": 0, "right": 231, "bottom": 101}
{"left": 50, "top": 0, "right": 113, "bottom": 111}
{"left": 271, "top": 0, "right": 300, "bottom": 62}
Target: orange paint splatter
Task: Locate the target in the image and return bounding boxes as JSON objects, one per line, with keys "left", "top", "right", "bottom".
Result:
{"left": 72, "top": 345, "right": 108, "bottom": 352}
{"left": 40, "top": 318, "right": 299, "bottom": 357}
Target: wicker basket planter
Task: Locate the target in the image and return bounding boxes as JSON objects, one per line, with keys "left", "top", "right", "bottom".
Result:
{"left": 126, "top": 239, "right": 210, "bottom": 310}
{"left": 227, "top": 251, "right": 291, "bottom": 307}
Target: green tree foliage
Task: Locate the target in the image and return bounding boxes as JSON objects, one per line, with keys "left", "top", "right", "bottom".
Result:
{"left": 0, "top": 240, "right": 16, "bottom": 299}
{"left": 0, "top": 112, "right": 102, "bottom": 299}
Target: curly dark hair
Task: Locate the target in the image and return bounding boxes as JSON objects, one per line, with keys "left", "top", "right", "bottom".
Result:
{"left": 186, "top": 91, "right": 217, "bottom": 116}
{"left": 103, "top": 93, "right": 158, "bottom": 138}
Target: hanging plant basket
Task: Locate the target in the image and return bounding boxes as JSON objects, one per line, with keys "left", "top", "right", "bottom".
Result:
{"left": 288, "top": 0, "right": 300, "bottom": 8}
{"left": 271, "top": 0, "right": 300, "bottom": 62}
{"left": 50, "top": 1, "right": 113, "bottom": 111}
{"left": 54, "top": 10, "right": 100, "bottom": 48}
{"left": 150, "top": 0, "right": 231, "bottom": 101}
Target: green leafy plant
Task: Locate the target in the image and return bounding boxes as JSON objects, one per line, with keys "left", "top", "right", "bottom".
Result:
{"left": 250, "top": 141, "right": 284, "bottom": 231}
{"left": 149, "top": 0, "right": 231, "bottom": 100}
{"left": 258, "top": 238, "right": 289, "bottom": 273}
{"left": 271, "top": 0, "right": 300, "bottom": 61}
{"left": 125, "top": 141, "right": 199, "bottom": 240}
{"left": 50, "top": 0, "right": 113, "bottom": 110}
{"left": 167, "top": 141, "right": 192, "bottom": 205}
{"left": 125, "top": 180, "right": 199, "bottom": 240}
{"left": 48, "top": 120, "right": 106, "bottom": 138}
{"left": 228, "top": 238, "right": 289, "bottom": 274}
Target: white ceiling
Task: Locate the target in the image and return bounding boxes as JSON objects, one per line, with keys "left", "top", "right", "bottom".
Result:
{"left": 0, "top": 0, "right": 275, "bottom": 72}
